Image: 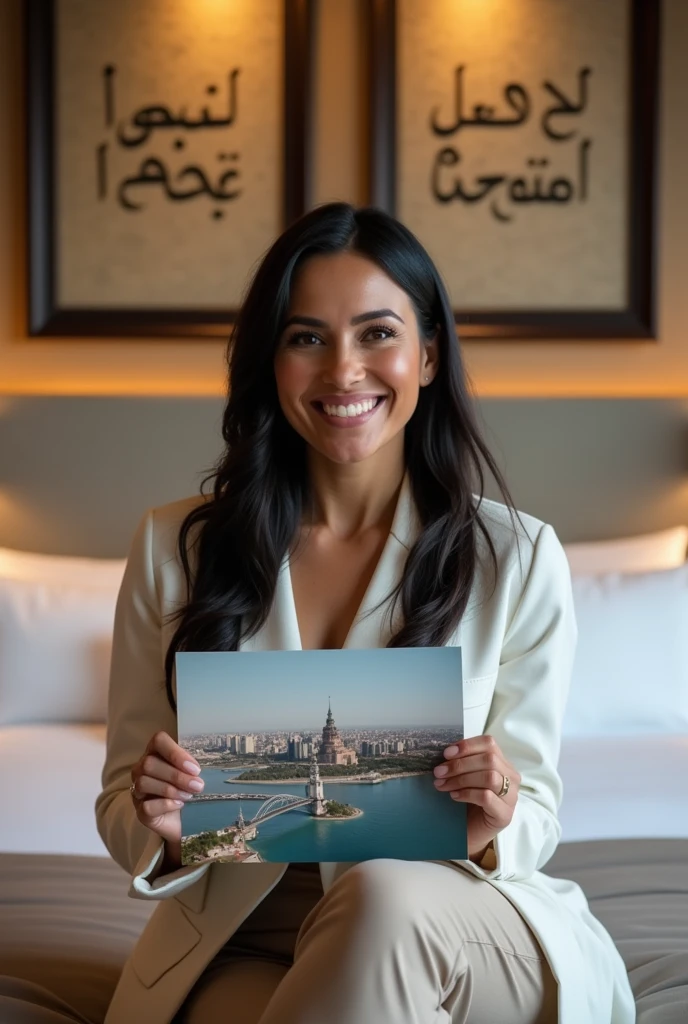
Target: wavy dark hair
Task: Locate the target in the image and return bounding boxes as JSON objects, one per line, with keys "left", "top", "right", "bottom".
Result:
{"left": 163, "top": 202, "right": 521, "bottom": 710}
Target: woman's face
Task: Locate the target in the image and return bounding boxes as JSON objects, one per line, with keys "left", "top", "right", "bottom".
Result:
{"left": 274, "top": 251, "right": 438, "bottom": 467}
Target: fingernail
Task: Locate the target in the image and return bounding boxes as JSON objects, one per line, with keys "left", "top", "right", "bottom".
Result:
{"left": 177, "top": 791, "right": 193, "bottom": 801}
{"left": 188, "top": 779, "right": 204, "bottom": 791}
{"left": 173, "top": 800, "right": 184, "bottom": 807}
{"left": 444, "top": 745, "right": 459, "bottom": 758}
{"left": 183, "top": 761, "right": 201, "bottom": 775}
{"left": 434, "top": 764, "right": 448, "bottom": 777}
{"left": 433, "top": 778, "right": 444, "bottom": 788}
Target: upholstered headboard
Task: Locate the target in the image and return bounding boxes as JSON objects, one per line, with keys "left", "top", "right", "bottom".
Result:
{"left": 0, "top": 396, "right": 687, "bottom": 557}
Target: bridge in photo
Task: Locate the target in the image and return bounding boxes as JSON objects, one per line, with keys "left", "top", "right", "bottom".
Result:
{"left": 233, "top": 758, "right": 329, "bottom": 831}
{"left": 245, "top": 793, "right": 312, "bottom": 824}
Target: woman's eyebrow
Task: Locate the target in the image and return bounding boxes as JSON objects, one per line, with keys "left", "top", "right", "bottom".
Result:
{"left": 282, "top": 308, "right": 405, "bottom": 330}
{"left": 351, "top": 308, "right": 405, "bottom": 325}
{"left": 282, "top": 315, "right": 328, "bottom": 329}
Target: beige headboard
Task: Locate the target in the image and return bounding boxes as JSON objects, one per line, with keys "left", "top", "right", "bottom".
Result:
{"left": 1, "top": 396, "right": 686, "bottom": 557}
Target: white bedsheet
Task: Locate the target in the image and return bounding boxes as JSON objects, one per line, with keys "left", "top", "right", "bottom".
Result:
{"left": 1, "top": 726, "right": 686, "bottom": 856}
{"left": 558, "top": 734, "right": 688, "bottom": 842}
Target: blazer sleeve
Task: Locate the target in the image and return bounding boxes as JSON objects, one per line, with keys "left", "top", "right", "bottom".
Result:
{"left": 95, "top": 508, "right": 210, "bottom": 900}
{"left": 457, "top": 521, "right": 578, "bottom": 883}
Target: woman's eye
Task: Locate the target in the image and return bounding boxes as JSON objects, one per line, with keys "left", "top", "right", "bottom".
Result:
{"left": 289, "top": 332, "right": 322, "bottom": 346}
{"left": 367, "top": 326, "right": 396, "bottom": 341}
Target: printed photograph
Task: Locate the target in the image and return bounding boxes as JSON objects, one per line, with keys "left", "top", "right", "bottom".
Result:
{"left": 176, "top": 648, "right": 466, "bottom": 865}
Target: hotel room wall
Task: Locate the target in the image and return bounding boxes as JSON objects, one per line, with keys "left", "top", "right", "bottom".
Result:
{"left": 0, "top": 1, "right": 687, "bottom": 555}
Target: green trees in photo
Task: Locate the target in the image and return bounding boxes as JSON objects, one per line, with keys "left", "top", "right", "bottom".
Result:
{"left": 324, "top": 800, "right": 357, "bottom": 817}
{"left": 182, "top": 830, "right": 235, "bottom": 858}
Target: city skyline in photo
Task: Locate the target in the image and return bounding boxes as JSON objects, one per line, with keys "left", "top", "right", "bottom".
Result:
{"left": 180, "top": 724, "right": 453, "bottom": 739}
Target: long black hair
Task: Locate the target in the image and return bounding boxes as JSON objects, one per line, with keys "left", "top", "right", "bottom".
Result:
{"left": 163, "top": 203, "right": 520, "bottom": 710}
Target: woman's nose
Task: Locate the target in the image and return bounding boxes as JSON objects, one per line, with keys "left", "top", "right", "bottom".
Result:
{"left": 321, "top": 342, "right": 366, "bottom": 388}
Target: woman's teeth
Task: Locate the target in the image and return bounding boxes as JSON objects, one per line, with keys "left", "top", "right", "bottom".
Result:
{"left": 323, "top": 398, "right": 378, "bottom": 418}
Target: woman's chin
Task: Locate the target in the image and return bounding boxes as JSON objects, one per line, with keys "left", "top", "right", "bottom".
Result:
{"left": 310, "top": 438, "right": 387, "bottom": 466}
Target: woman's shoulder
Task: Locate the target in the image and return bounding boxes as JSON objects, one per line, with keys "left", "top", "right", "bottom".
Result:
{"left": 135, "top": 493, "right": 210, "bottom": 566}
{"left": 472, "top": 496, "right": 568, "bottom": 595}
{"left": 151, "top": 492, "right": 209, "bottom": 530}
{"left": 474, "top": 495, "right": 544, "bottom": 556}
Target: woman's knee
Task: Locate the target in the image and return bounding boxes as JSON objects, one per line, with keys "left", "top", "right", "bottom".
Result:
{"left": 313, "top": 859, "right": 449, "bottom": 936}
{"left": 293, "top": 861, "right": 469, "bottom": 994}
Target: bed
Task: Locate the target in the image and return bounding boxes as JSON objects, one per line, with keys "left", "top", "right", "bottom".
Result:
{"left": 1, "top": 734, "right": 687, "bottom": 1021}
{"left": 1, "top": 529, "right": 687, "bottom": 1021}
{"left": 544, "top": 838, "right": 688, "bottom": 1021}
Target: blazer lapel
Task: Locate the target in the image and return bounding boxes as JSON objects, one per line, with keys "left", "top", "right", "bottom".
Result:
{"left": 240, "top": 558, "right": 302, "bottom": 652}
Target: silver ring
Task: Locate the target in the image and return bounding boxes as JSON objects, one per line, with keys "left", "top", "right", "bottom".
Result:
{"left": 129, "top": 782, "right": 139, "bottom": 801}
{"left": 498, "top": 774, "right": 510, "bottom": 798}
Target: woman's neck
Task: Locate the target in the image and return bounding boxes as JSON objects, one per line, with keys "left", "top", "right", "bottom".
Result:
{"left": 305, "top": 446, "right": 405, "bottom": 541}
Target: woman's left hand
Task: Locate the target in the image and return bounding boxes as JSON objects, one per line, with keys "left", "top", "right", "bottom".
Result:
{"left": 433, "top": 735, "right": 521, "bottom": 862}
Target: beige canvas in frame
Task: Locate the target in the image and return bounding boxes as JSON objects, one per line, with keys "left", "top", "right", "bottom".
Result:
{"left": 396, "top": 0, "right": 630, "bottom": 310}
{"left": 55, "top": 0, "right": 284, "bottom": 309}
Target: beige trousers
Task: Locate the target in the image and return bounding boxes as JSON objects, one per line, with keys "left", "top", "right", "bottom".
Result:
{"left": 177, "top": 859, "right": 558, "bottom": 1024}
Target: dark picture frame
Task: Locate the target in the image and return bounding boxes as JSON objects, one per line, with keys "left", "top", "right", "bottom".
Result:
{"left": 27, "top": 0, "right": 313, "bottom": 338}
{"left": 367, "top": 0, "right": 660, "bottom": 340}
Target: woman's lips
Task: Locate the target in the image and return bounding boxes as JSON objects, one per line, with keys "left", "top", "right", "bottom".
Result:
{"left": 312, "top": 395, "right": 386, "bottom": 428}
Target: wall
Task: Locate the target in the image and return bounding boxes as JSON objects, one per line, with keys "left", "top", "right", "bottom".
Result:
{"left": 1, "top": 0, "right": 687, "bottom": 397}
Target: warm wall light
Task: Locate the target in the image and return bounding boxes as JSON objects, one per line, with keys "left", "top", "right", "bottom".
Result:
{"left": 449, "top": 0, "right": 505, "bottom": 12}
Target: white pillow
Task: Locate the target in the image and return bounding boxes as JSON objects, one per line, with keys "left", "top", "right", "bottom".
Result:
{"left": 563, "top": 561, "right": 688, "bottom": 738}
{"left": 0, "top": 550, "right": 125, "bottom": 726}
{"left": 564, "top": 525, "right": 688, "bottom": 576}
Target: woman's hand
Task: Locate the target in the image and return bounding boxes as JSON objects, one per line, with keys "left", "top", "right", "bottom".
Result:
{"left": 433, "top": 735, "right": 521, "bottom": 862}
{"left": 130, "top": 731, "right": 205, "bottom": 845}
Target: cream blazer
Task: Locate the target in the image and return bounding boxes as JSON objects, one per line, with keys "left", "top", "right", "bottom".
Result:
{"left": 96, "top": 478, "right": 635, "bottom": 1024}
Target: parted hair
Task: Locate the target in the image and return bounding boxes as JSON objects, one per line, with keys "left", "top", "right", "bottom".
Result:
{"left": 163, "top": 202, "right": 519, "bottom": 710}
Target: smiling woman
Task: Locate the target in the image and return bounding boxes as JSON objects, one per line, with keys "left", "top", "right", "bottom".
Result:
{"left": 95, "top": 203, "right": 636, "bottom": 1024}
{"left": 162, "top": 201, "right": 508, "bottom": 659}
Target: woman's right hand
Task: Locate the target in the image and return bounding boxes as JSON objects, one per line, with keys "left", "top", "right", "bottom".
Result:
{"left": 130, "top": 731, "right": 205, "bottom": 845}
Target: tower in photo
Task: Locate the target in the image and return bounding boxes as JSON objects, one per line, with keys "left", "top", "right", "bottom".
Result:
{"left": 306, "top": 756, "right": 327, "bottom": 816}
{"left": 317, "top": 699, "right": 358, "bottom": 766}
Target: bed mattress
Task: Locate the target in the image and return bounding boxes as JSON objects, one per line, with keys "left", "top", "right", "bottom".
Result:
{"left": 0, "top": 839, "right": 686, "bottom": 1022}
{"left": 543, "top": 838, "right": 688, "bottom": 1021}
{"left": 0, "top": 854, "right": 153, "bottom": 1023}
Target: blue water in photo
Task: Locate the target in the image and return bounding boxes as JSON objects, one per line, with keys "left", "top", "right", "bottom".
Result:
{"left": 182, "top": 768, "right": 467, "bottom": 862}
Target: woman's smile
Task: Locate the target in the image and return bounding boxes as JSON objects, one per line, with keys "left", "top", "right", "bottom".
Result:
{"left": 312, "top": 394, "right": 387, "bottom": 427}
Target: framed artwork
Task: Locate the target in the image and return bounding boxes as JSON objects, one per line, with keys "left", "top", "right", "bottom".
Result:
{"left": 27, "top": 0, "right": 313, "bottom": 337}
{"left": 368, "top": 0, "right": 660, "bottom": 339}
